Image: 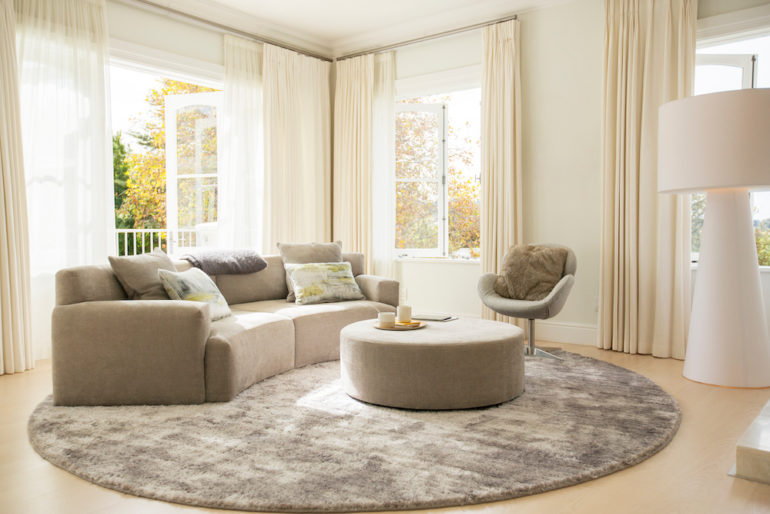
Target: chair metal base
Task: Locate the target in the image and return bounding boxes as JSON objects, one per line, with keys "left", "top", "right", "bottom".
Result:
{"left": 525, "top": 319, "right": 563, "bottom": 360}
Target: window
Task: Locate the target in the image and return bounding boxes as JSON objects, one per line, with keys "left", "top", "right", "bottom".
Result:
{"left": 395, "top": 88, "right": 481, "bottom": 259}
{"left": 110, "top": 62, "right": 222, "bottom": 255}
{"left": 693, "top": 33, "right": 770, "bottom": 265}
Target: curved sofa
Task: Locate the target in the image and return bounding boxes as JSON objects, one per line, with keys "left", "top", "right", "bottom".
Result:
{"left": 51, "top": 253, "right": 398, "bottom": 406}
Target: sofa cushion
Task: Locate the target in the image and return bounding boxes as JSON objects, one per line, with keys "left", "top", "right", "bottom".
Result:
{"left": 205, "top": 312, "right": 295, "bottom": 402}
{"left": 232, "top": 299, "right": 394, "bottom": 367}
{"left": 215, "top": 255, "right": 288, "bottom": 305}
{"left": 108, "top": 249, "right": 176, "bottom": 300}
{"left": 55, "top": 264, "right": 127, "bottom": 305}
{"left": 285, "top": 262, "right": 364, "bottom": 305}
{"left": 159, "top": 268, "right": 232, "bottom": 321}
{"left": 278, "top": 241, "right": 343, "bottom": 302}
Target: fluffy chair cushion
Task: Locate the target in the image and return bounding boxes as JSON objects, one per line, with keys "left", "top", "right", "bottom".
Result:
{"left": 494, "top": 245, "right": 568, "bottom": 301}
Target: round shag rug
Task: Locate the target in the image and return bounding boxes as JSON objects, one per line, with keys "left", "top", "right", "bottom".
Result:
{"left": 28, "top": 351, "right": 680, "bottom": 512}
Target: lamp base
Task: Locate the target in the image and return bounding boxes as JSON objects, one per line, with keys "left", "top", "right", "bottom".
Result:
{"left": 684, "top": 189, "right": 770, "bottom": 388}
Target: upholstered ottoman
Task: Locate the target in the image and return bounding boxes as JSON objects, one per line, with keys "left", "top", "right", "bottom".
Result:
{"left": 340, "top": 318, "right": 525, "bottom": 410}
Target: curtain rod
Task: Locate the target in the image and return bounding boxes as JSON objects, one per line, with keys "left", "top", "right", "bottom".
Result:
{"left": 125, "top": 0, "right": 333, "bottom": 62}
{"left": 336, "top": 14, "right": 518, "bottom": 61}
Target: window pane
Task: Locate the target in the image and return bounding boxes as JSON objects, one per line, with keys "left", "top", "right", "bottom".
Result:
{"left": 395, "top": 110, "right": 441, "bottom": 180}
{"left": 753, "top": 191, "right": 770, "bottom": 266}
{"left": 178, "top": 176, "right": 217, "bottom": 229}
{"left": 694, "top": 65, "right": 744, "bottom": 95}
{"left": 177, "top": 105, "right": 217, "bottom": 175}
{"left": 395, "top": 181, "right": 439, "bottom": 249}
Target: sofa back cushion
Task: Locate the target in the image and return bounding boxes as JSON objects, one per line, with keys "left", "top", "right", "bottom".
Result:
{"left": 215, "top": 253, "right": 366, "bottom": 306}
{"left": 56, "top": 265, "right": 128, "bottom": 305}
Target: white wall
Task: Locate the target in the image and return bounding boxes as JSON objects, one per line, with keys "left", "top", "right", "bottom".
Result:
{"left": 106, "top": 0, "right": 223, "bottom": 66}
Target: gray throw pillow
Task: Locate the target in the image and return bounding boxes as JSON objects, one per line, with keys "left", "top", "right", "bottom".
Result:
{"left": 494, "top": 245, "right": 568, "bottom": 301}
{"left": 277, "top": 241, "right": 343, "bottom": 302}
{"left": 108, "top": 248, "right": 176, "bottom": 300}
{"left": 158, "top": 267, "right": 232, "bottom": 321}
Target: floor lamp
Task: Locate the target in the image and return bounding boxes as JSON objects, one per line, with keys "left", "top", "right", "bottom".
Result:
{"left": 658, "top": 88, "right": 770, "bottom": 388}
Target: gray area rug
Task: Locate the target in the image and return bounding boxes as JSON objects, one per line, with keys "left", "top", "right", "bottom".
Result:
{"left": 28, "top": 351, "right": 680, "bottom": 512}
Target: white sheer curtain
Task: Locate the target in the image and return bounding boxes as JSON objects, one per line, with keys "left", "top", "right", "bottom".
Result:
{"left": 371, "top": 52, "right": 395, "bottom": 278}
{"left": 480, "top": 19, "right": 523, "bottom": 321}
{"left": 333, "top": 55, "right": 373, "bottom": 267}
{"left": 0, "top": 0, "right": 33, "bottom": 374}
{"left": 262, "top": 44, "right": 331, "bottom": 251}
{"left": 16, "top": 0, "right": 112, "bottom": 360}
{"left": 220, "top": 34, "right": 264, "bottom": 250}
{"left": 599, "top": 0, "right": 695, "bottom": 358}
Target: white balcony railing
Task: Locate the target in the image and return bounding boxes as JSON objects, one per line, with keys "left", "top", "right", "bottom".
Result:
{"left": 114, "top": 229, "right": 202, "bottom": 256}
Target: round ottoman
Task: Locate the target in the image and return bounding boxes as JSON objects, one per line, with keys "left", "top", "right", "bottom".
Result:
{"left": 340, "top": 318, "right": 524, "bottom": 410}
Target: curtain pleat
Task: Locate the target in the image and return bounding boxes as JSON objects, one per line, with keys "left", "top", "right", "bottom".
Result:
{"left": 333, "top": 55, "right": 374, "bottom": 268}
{"left": 15, "top": 0, "right": 112, "bottom": 360}
{"left": 221, "top": 34, "right": 264, "bottom": 250}
{"left": 599, "top": 0, "right": 695, "bottom": 358}
{"left": 262, "top": 44, "right": 331, "bottom": 251}
{"left": 480, "top": 19, "right": 523, "bottom": 322}
{"left": 0, "top": 0, "right": 33, "bottom": 374}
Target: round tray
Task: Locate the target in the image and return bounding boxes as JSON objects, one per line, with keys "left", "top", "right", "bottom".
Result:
{"left": 374, "top": 321, "right": 427, "bottom": 331}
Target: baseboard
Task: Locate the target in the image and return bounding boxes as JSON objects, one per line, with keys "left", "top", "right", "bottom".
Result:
{"left": 536, "top": 321, "right": 597, "bottom": 346}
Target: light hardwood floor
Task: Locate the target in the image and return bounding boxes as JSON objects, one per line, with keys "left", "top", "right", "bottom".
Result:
{"left": 2, "top": 343, "right": 769, "bottom": 514}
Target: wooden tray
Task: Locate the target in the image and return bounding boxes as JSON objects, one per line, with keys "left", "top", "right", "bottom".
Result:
{"left": 374, "top": 321, "right": 427, "bottom": 331}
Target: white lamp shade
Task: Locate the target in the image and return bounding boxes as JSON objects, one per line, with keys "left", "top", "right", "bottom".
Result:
{"left": 658, "top": 88, "right": 770, "bottom": 193}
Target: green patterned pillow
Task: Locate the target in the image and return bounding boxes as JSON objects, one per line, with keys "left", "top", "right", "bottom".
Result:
{"left": 158, "top": 268, "right": 232, "bottom": 321}
{"left": 285, "top": 262, "right": 364, "bottom": 305}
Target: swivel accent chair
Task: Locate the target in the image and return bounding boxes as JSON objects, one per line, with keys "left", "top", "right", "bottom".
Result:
{"left": 477, "top": 244, "right": 576, "bottom": 359}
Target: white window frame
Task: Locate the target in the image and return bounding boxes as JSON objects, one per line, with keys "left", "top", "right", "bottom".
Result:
{"left": 695, "top": 53, "right": 756, "bottom": 89}
{"left": 394, "top": 103, "right": 448, "bottom": 257}
{"left": 165, "top": 92, "right": 223, "bottom": 245}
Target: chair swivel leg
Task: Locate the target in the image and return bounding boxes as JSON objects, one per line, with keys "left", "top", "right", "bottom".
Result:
{"left": 526, "top": 319, "right": 562, "bottom": 360}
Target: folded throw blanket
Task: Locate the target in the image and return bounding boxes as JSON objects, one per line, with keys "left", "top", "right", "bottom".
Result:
{"left": 181, "top": 249, "right": 268, "bottom": 275}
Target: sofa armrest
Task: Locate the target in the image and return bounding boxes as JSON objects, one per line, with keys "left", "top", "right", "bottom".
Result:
{"left": 355, "top": 275, "right": 399, "bottom": 307}
{"left": 52, "top": 300, "right": 211, "bottom": 405}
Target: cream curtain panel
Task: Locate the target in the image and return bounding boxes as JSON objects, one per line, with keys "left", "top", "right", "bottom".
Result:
{"left": 262, "top": 44, "right": 331, "bottom": 251}
{"left": 332, "top": 52, "right": 396, "bottom": 276}
{"left": 480, "top": 19, "right": 523, "bottom": 322}
{"left": 371, "top": 53, "right": 396, "bottom": 279}
{"left": 221, "top": 34, "right": 264, "bottom": 250}
{"left": 0, "top": 0, "right": 33, "bottom": 374}
{"left": 599, "top": 0, "right": 696, "bottom": 358}
{"left": 333, "top": 55, "right": 374, "bottom": 268}
{"left": 16, "top": 0, "right": 113, "bottom": 360}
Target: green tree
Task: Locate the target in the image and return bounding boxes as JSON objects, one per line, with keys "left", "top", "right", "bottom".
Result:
{"left": 757, "top": 225, "right": 770, "bottom": 266}
{"left": 118, "top": 79, "right": 218, "bottom": 229}
{"left": 691, "top": 193, "right": 705, "bottom": 254}
{"left": 112, "top": 132, "right": 134, "bottom": 230}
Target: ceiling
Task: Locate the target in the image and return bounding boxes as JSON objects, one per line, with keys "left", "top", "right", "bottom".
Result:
{"left": 143, "top": 0, "right": 566, "bottom": 58}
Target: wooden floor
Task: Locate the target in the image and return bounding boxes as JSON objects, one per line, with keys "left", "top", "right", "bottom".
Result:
{"left": 2, "top": 343, "right": 769, "bottom": 514}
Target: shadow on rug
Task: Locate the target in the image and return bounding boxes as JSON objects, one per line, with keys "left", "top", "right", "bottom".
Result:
{"left": 28, "top": 350, "right": 680, "bottom": 512}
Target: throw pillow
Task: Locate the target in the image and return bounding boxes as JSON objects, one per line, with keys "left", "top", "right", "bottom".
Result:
{"left": 158, "top": 267, "right": 232, "bottom": 321}
{"left": 277, "top": 241, "right": 343, "bottom": 302}
{"left": 285, "top": 262, "right": 364, "bottom": 305}
{"left": 108, "top": 248, "right": 176, "bottom": 300}
{"left": 495, "top": 245, "right": 568, "bottom": 301}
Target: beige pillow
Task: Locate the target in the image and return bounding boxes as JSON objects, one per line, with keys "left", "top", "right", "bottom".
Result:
{"left": 277, "top": 241, "right": 343, "bottom": 302}
{"left": 494, "top": 245, "right": 568, "bottom": 301}
{"left": 108, "top": 248, "right": 176, "bottom": 300}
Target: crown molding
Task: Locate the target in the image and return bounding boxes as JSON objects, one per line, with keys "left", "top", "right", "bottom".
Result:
{"left": 697, "top": 4, "right": 770, "bottom": 46}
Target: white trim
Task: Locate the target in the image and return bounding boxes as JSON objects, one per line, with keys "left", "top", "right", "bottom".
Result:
{"left": 537, "top": 321, "right": 597, "bottom": 346}
{"left": 109, "top": 38, "right": 224, "bottom": 87}
{"left": 396, "top": 65, "right": 481, "bottom": 98}
{"left": 697, "top": 4, "right": 770, "bottom": 47}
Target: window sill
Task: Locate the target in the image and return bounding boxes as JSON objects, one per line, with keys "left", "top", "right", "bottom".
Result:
{"left": 691, "top": 263, "right": 770, "bottom": 274}
{"left": 395, "top": 256, "right": 481, "bottom": 265}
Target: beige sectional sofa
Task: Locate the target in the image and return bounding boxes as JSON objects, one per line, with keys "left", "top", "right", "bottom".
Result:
{"left": 52, "top": 253, "right": 398, "bottom": 406}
